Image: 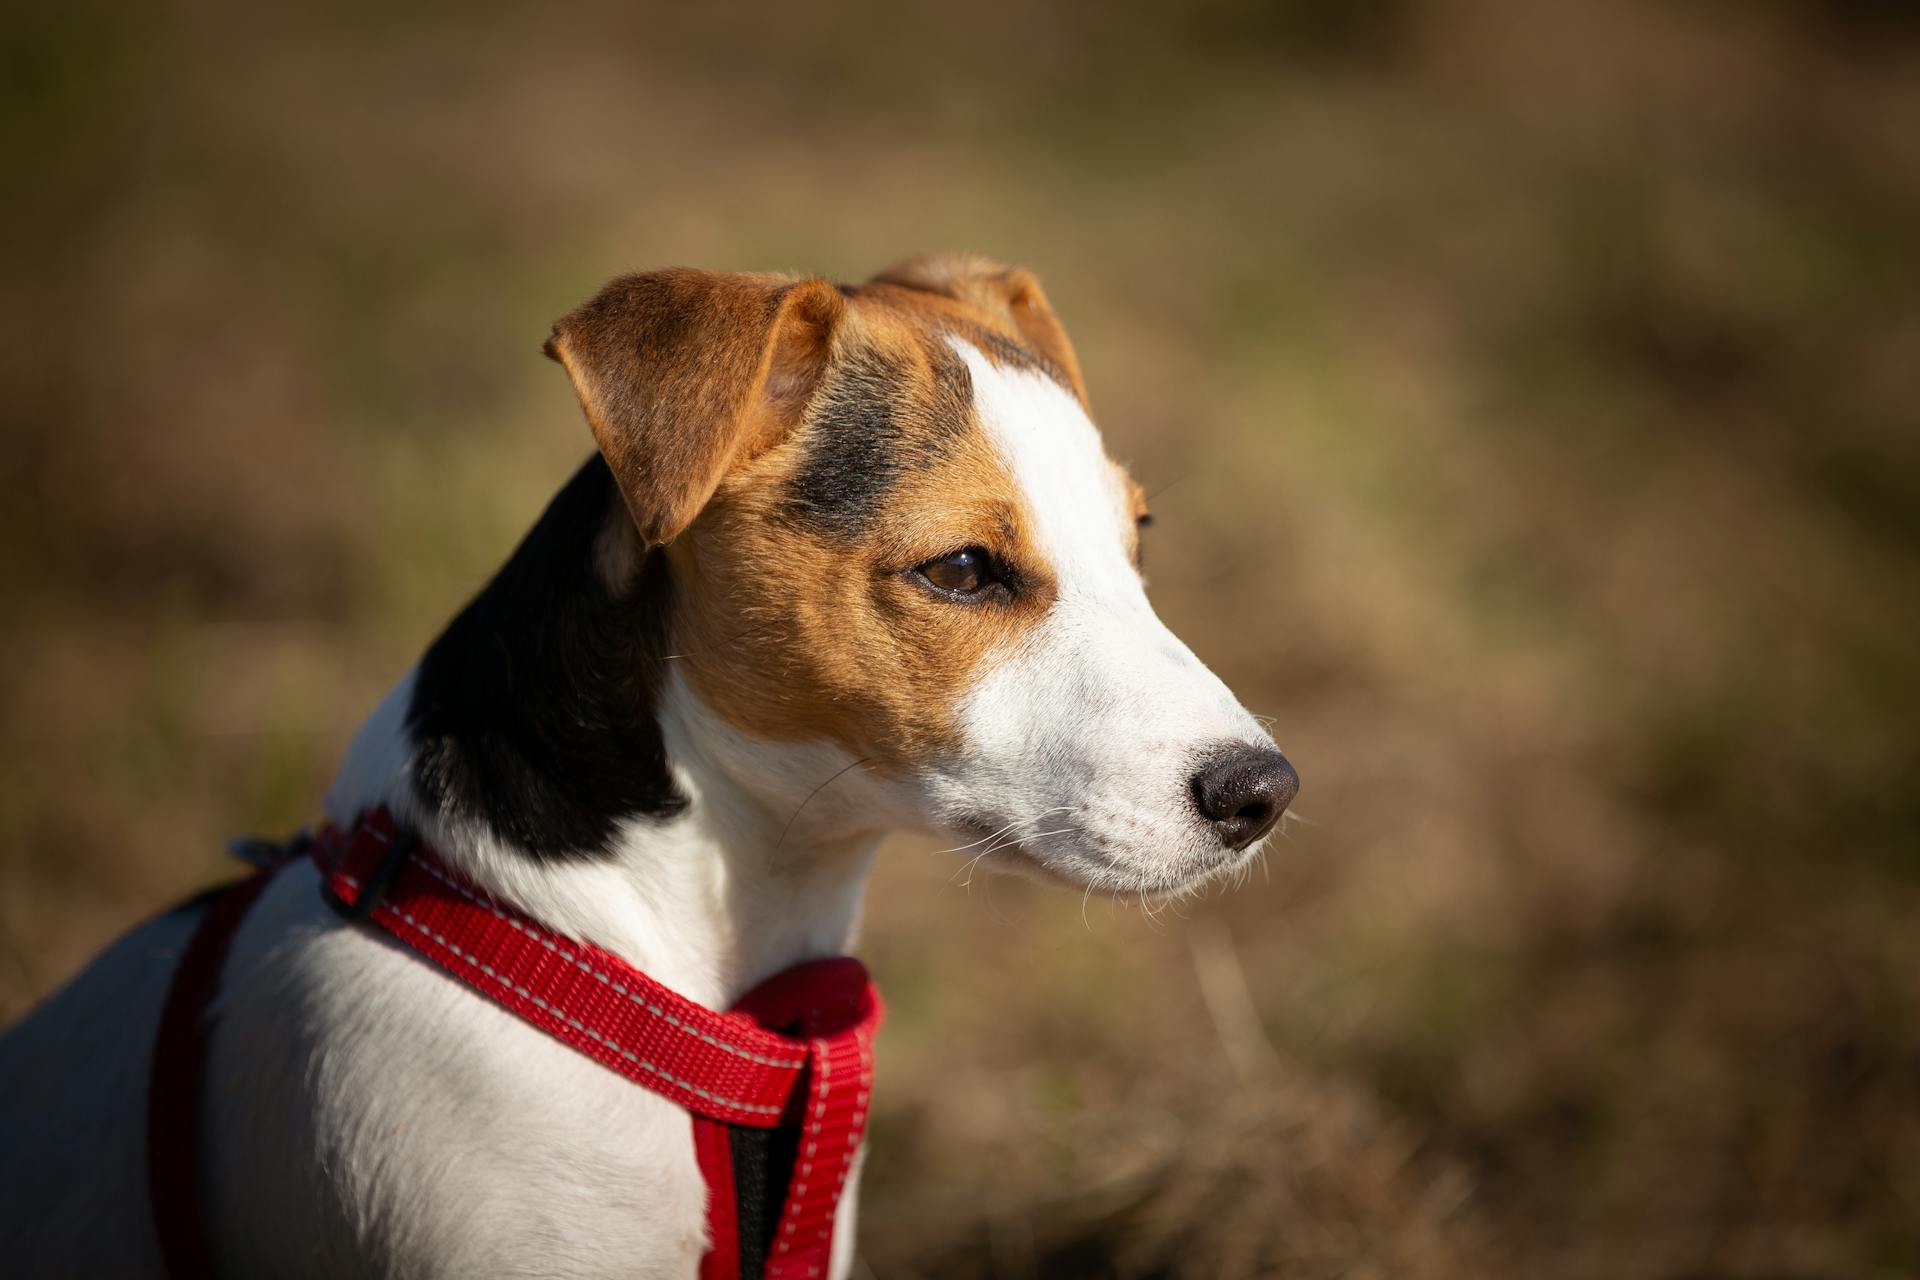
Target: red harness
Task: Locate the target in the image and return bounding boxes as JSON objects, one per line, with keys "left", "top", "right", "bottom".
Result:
{"left": 148, "top": 808, "right": 882, "bottom": 1280}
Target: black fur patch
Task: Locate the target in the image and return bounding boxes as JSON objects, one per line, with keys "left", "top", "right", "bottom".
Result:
{"left": 407, "top": 456, "right": 687, "bottom": 862}
{"left": 961, "top": 322, "right": 1071, "bottom": 389}
{"left": 780, "top": 341, "right": 973, "bottom": 537}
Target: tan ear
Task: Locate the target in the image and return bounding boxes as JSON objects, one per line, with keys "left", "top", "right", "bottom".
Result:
{"left": 545, "top": 270, "right": 845, "bottom": 546}
{"left": 870, "top": 252, "right": 1087, "bottom": 404}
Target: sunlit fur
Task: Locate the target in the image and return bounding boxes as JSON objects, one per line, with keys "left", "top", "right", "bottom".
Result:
{"left": 0, "top": 256, "right": 1281, "bottom": 1279}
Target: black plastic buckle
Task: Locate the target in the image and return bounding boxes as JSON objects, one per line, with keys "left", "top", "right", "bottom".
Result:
{"left": 325, "top": 825, "right": 418, "bottom": 922}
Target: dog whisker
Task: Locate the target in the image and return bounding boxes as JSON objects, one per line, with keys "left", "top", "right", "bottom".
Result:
{"left": 982, "top": 824, "right": 1078, "bottom": 853}
{"left": 933, "top": 807, "right": 1076, "bottom": 859}
{"left": 954, "top": 847, "right": 997, "bottom": 890}
{"left": 1144, "top": 470, "right": 1195, "bottom": 503}
{"left": 950, "top": 822, "right": 1082, "bottom": 892}
{"left": 773, "top": 757, "right": 873, "bottom": 853}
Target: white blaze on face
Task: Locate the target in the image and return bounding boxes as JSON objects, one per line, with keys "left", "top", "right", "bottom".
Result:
{"left": 932, "top": 342, "right": 1274, "bottom": 893}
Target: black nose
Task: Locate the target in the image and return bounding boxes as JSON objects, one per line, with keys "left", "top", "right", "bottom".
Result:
{"left": 1191, "top": 744, "right": 1299, "bottom": 850}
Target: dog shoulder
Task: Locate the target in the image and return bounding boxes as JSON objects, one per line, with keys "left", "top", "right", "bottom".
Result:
{"left": 203, "top": 864, "right": 709, "bottom": 1278}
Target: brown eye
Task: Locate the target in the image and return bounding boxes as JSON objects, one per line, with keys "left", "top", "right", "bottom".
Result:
{"left": 914, "top": 548, "right": 1002, "bottom": 600}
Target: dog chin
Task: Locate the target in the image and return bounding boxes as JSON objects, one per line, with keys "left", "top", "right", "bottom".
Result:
{"left": 960, "top": 826, "right": 1261, "bottom": 898}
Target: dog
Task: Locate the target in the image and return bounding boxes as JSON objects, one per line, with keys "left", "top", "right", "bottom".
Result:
{"left": 0, "top": 253, "right": 1297, "bottom": 1278}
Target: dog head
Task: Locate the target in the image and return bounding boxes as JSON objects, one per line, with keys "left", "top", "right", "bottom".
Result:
{"left": 545, "top": 254, "right": 1295, "bottom": 894}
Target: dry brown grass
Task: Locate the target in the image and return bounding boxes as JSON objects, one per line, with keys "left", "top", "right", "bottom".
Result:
{"left": 4, "top": 2, "right": 1919, "bottom": 1275}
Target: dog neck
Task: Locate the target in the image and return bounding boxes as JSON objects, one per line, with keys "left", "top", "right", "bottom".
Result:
{"left": 323, "top": 459, "right": 880, "bottom": 1010}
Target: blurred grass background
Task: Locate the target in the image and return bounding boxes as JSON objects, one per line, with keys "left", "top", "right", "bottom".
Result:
{"left": 4, "top": 1, "right": 1919, "bottom": 1276}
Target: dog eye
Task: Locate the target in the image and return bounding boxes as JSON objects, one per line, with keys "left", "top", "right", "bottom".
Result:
{"left": 915, "top": 548, "right": 1000, "bottom": 599}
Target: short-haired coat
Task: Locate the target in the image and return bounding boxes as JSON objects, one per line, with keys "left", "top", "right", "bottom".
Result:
{"left": 0, "top": 254, "right": 1296, "bottom": 1278}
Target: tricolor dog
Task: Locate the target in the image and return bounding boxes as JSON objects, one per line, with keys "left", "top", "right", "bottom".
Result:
{"left": 0, "top": 254, "right": 1297, "bottom": 1278}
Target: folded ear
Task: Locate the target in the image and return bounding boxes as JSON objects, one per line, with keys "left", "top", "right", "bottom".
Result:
{"left": 869, "top": 252, "right": 1087, "bottom": 404}
{"left": 545, "top": 270, "right": 845, "bottom": 546}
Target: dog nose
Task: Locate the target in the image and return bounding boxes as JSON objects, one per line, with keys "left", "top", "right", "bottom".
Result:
{"left": 1190, "top": 744, "right": 1298, "bottom": 850}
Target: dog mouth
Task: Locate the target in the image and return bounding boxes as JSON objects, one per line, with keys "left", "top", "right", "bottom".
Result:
{"left": 944, "top": 810, "right": 1260, "bottom": 896}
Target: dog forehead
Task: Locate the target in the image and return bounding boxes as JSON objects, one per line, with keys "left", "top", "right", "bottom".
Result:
{"left": 770, "top": 288, "right": 1123, "bottom": 560}
{"left": 952, "top": 341, "right": 1134, "bottom": 587}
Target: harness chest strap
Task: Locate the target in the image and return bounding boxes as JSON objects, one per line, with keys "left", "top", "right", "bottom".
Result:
{"left": 149, "top": 808, "right": 882, "bottom": 1280}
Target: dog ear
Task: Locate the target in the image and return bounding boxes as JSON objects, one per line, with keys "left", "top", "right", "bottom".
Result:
{"left": 869, "top": 252, "right": 1087, "bottom": 404}
{"left": 545, "top": 270, "right": 846, "bottom": 547}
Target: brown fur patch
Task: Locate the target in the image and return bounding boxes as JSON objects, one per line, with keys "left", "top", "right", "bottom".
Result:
{"left": 863, "top": 252, "right": 1090, "bottom": 406}
{"left": 547, "top": 270, "right": 843, "bottom": 546}
{"left": 668, "top": 296, "right": 1059, "bottom": 770}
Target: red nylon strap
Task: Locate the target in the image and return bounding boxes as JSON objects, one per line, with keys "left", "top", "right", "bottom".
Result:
{"left": 148, "top": 871, "right": 279, "bottom": 1280}
{"left": 695, "top": 960, "right": 879, "bottom": 1279}
{"left": 693, "top": 1116, "right": 743, "bottom": 1280}
{"left": 728, "top": 965, "right": 877, "bottom": 1279}
{"left": 766, "top": 1030, "right": 873, "bottom": 1279}
{"left": 316, "top": 809, "right": 882, "bottom": 1278}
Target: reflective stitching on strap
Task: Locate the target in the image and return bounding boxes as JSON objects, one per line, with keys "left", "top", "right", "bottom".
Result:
{"left": 379, "top": 900, "right": 787, "bottom": 1117}
{"left": 407, "top": 858, "right": 807, "bottom": 1070}
{"left": 774, "top": 1036, "right": 834, "bottom": 1257}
